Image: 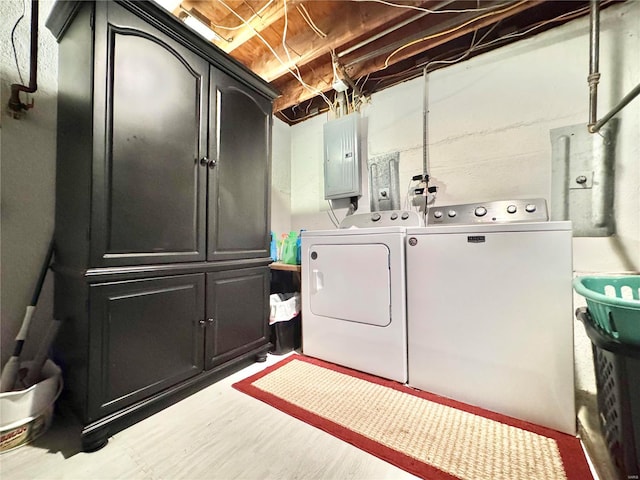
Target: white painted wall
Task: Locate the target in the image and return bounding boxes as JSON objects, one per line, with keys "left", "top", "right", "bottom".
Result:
{"left": 1, "top": 0, "right": 58, "bottom": 367}
{"left": 289, "top": 1, "right": 640, "bottom": 394}
{"left": 271, "top": 118, "right": 292, "bottom": 237}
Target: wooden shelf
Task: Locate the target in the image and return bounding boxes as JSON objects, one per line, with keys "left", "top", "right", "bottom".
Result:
{"left": 270, "top": 262, "right": 301, "bottom": 273}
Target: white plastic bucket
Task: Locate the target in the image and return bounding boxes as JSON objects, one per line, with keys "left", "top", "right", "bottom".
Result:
{"left": 0, "top": 360, "right": 63, "bottom": 453}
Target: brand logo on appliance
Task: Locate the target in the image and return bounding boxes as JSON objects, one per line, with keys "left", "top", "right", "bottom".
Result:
{"left": 467, "top": 236, "right": 486, "bottom": 243}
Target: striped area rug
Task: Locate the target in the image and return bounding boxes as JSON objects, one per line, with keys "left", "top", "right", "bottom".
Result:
{"left": 233, "top": 355, "right": 592, "bottom": 480}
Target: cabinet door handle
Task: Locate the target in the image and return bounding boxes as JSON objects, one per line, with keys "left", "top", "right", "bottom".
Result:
{"left": 199, "top": 319, "right": 206, "bottom": 326}
{"left": 207, "top": 318, "right": 215, "bottom": 324}
{"left": 199, "top": 157, "right": 209, "bottom": 167}
{"left": 207, "top": 159, "right": 217, "bottom": 169}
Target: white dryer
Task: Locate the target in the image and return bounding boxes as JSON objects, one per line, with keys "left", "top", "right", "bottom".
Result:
{"left": 301, "top": 210, "right": 423, "bottom": 383}
{"left": 406, "top": 199, "right": 576, "bottom": 434}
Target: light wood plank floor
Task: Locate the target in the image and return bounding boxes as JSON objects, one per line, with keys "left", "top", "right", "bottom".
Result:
{"left": 1, "top": 353, "right": 419, "bottom": 480}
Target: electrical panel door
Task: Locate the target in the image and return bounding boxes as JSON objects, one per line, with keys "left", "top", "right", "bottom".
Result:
{"left": 323, "top": 113, "right": 361, "bottom": 200}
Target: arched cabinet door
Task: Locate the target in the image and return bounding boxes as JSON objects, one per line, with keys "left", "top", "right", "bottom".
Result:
{"left": 91, "top": 2, "right": 209, "bottom": 267}
{"left": 207, "top": 68, "right": 272, "bottom": 261}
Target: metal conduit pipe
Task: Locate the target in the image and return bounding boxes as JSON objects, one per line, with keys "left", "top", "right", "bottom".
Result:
{"left": 588, "top": 0, "right": 640, "bottom": 133}
{"left": 423, "top": 66, "right": 430, "bottom": 177}
{"left": 9, "top": 0, "right": 39, "bottom": 113}
{"left": 587, "top": 0, "right": 600, "bottom": 130}
{"left": 592, "top": 83, "right": 640, "bottom": 133}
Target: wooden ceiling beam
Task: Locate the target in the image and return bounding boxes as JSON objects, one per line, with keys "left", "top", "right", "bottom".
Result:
{"left": 272, "top": 0, "right": 543, "bottom": 112}
{"left": 213, "top": 0, "right": 287, "bottom": 53}
{"left": 179, "top": 0, "right": 283, "bottom": 52}
{"left": 250, "top": 1, "right": 432, "bottom": 82}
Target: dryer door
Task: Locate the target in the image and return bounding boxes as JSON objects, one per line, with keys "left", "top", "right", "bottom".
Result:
{"left": 307, "top": 243, "right": 391, "bottom": 326}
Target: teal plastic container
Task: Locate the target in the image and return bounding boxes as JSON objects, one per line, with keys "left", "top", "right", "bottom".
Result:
{"left": 573, "top": 276, "right": 640, "bottom": 345}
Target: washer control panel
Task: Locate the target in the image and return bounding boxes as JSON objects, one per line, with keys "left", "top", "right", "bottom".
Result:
{"left": 340, "top": 210, "right": 424, "bottom": 228}
{"left": 427, "top": 199, "right": 548, "bottom": 225}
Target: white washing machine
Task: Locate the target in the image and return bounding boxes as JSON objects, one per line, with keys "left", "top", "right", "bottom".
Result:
{"left": 406, "top": 199, "right": 576, "bottom": 434}
{"left": 301, "top": 210, "right": 423, "bottom": 383}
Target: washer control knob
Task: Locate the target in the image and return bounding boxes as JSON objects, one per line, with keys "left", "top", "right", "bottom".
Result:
{"left": 474, "top": 206, "right": 487, "bottom": 217}
{"left": 401, "top": 211, "right": 410, "bottom": 220}
{"left": 507, "top": 205, "right": 517, "bottom": 214}
{"left": 390, "top": 212, "right": 398, "bottom": 220}
{"left": 525, "top": 204, "right": 537, "bottom": 213}
{"left": 371, "top": 212, "right": 382, "bottom": 222}
{"left": 448, "top": 210, "right": 457, "bottom": 218}
{"left": 433, "top": 210, "right": 443, "bottom": 219}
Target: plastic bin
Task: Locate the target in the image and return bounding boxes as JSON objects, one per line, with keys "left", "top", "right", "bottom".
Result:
{"left": 0, "top": 360, "right": 63, "bottom": 453}
{"left": 573, "top": 276, "right": 640, "bottom": 345}
{"left": 576, "top": 307, "right": 640, "bottom": 479}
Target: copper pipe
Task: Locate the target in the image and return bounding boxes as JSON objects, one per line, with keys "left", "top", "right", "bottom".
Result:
{"left": 9, "top": 0, "right": 38, "bottom": 113}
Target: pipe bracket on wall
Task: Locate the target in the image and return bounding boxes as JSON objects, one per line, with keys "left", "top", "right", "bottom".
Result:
{"left": 368, "top": 152, "right": 400, "bottom": 212}
{"left": 549, "top": 120, "right": 617, "bottom": 236}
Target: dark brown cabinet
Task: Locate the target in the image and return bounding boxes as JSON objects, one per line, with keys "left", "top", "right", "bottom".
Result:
{"left": 88, "top": 275, "right": 205, "bottom": 421}
{"left": 208, "top": 70, "right": 272, "bottom": 262}
{"left": 205, "top": 268, "right": 270, "bottom": 369}
{"left": 47, "top": 0, "right": 277, "bottom": 452}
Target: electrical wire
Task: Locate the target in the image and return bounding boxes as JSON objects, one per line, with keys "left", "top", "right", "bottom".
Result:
{"left": 326, "top": 211, "right": 339, "bottom": 227}
{"left": 11, "top": 0, "right": 26, "bottom": 85}
{"left": 383, "top": 0, "right": 528, "bottom": 68}
{"left": 281, "top": 0, "right": 334, "bottom": 109}
{"left": 278, "top": 105, "right": 332, "bottom": 124}
{"left": 366, "top": 0, "right": 599, "bottom": 92}
{"left": 404, "top": 177, "right": 414, "bottom": 210}
{"left": 351, "top": 0, "right": 508, "bottom": 15}
{"left": 296, "top": 4, "right": 327, "bottom": 38}
{"left": 217, "top": 0, "right": 334, "bottom": 110}
{"left": 282, "top": 0, "right": 295, "bottom": 66}
{"left": 194, "top": 0, "right": 273, "bottom": 31}
{"left": 327, "top": 200, "right": 340, "bottom": 226}
{"left": 282, "top": 0, "right": 599, "bottom": 122}
{"left": 467, "top": 1, "right": 608, "bottom": 53}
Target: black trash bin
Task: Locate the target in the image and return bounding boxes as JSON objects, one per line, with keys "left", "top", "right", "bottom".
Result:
{"left": 576, "top": 307, "right": 640, "bottom": 480}
{"left": 270, "top": 313, "right": 301, "bottom": 355}
{"left": 269, "top": 292, "right": 301, "bottom": 355}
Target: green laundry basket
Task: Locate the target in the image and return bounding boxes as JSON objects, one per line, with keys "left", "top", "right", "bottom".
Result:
{"left": 573, "top": 276, "right": 640, "bottom": 346}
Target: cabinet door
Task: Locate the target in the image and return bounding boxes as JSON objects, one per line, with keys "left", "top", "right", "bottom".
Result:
{"left": 91, "top": 2, "right": 209, "bottom": 267}
{"left": 208, "top": 69, "right": 272, "bottom": 261}
{"left": 205, "top": 267, "right": 269, "bottom": 369}
{"left": 88, "top": 274, "right": 204, "bottom": 421}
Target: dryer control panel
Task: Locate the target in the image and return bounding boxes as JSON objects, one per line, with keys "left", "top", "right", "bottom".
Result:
{"left": 340, "top": 210, "right": 424, "bottom": 228}
{"left": 427, "top": 199, "right": 548, "bottom": 225}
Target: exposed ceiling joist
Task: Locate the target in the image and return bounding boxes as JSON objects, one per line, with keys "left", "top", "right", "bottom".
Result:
{"left": 272, "top": 0, "right": 543, "bottom": 112}
{"left": 213, "top": 0, "right": 286, "bottom": 53}
{"left": 163, "top": 0, "right": 611, "bottom": 124}
{"left": 247, "top": 1, "right": 436, "bottom": 82}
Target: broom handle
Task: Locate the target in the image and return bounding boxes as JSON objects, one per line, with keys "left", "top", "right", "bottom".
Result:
{"left": 31, "top": 240, "right": 54, "bottom": 305}
{"left": 0, "top": 240, "right": 54, "bottom": 392}
{"left": 22, "top": 318, "right": 62, "bottom": 388}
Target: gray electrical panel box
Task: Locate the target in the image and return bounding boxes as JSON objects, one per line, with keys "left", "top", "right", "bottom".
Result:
{"left": 323, "top": 113, "right": 361, "bottom": 200}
